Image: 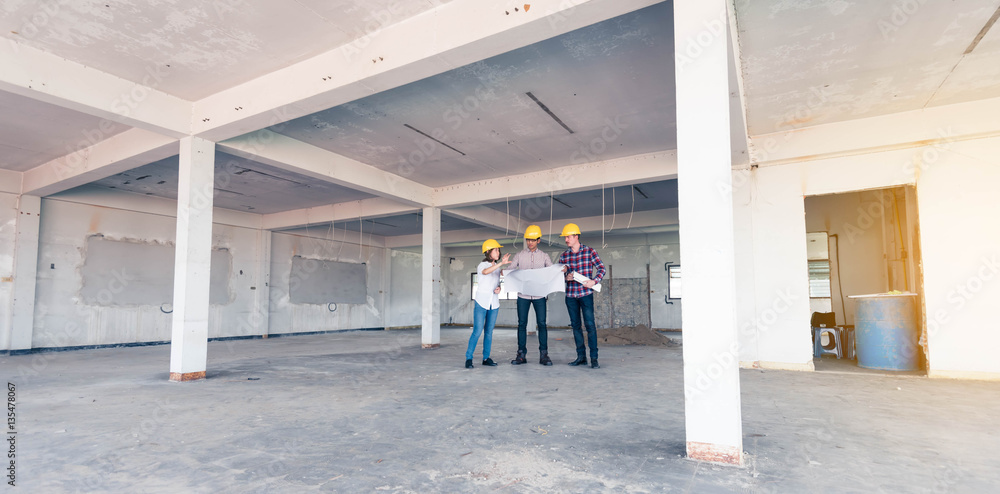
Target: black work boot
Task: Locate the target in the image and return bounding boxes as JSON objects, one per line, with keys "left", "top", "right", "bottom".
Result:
{"left": 465, "top": 359, "right": 473, "bottom": 369}
{"left": 482, "top": 358, "right": 498, "bottom": 366}
{"left": 539, "top": 352, "right": 553, "bottom": 366}
{"left": 568, "top": 356, "right": 587, "bottom": 366}
{"left": 591, "top": 359, "right": 600, "bottom": 369}
{"left": 511, "top": 351, "right": 527, "bottom": 365}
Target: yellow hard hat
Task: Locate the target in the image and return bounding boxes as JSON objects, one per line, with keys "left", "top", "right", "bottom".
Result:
{"left": 560, "top": 223, "right": 581, "bottom": 236}
{"left": 482, "top": 238, "right": 502, "bottom": 253}
{"left": 524, "top": 225, "right": 542, "bottom": 240}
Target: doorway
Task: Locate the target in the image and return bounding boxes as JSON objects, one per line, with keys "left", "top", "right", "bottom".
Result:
{"left": 804, "top": 186, "right": 925, "bottom": 374}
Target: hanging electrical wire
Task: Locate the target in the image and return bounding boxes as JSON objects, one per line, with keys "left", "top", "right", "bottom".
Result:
{"left": 601, "top": 183, "right": 606, "bottom": 248}
{"left": 626, "top": 184, "right": 635, "bottom": 230}
{"left": 505, "top": 194, "right": 510, "bottom": 236}
{"left": 548, "top": 191, "right": 554, "bottom": 245}
{"left": 514, "top": 200, "right": 521, "bottom": 249}
{"left": 605, "top": 186, "right": 617, "bottom": 233}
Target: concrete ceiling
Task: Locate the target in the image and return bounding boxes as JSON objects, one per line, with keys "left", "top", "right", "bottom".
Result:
{"left": 270, "top": 2, "right": 676, "bottom": 187}
{"left": 0, "top": 90, "right": 129, "bottom": 171}
{"left": 89, "top": 151, "right": 375, "bottom": 214}
{"left": 316, "top": 212, "right": 483, "bottom": 238}
{"left": 0, "top": 0, "right": 450, "bottom": 100}
{"left": 736, "top": 0, "right": 1000, "bottom": 135}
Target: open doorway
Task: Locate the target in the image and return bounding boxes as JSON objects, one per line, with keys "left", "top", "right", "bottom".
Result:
{"left": 804, "top": 186, "right": 925, "bottom": 375}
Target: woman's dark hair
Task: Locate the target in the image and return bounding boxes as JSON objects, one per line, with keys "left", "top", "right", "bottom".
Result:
{"left": 482, "top": 248, "right": 500, "bottom": 263}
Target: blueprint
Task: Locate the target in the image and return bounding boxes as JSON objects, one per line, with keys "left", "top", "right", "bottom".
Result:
{"left": 502, "top": 265, "right": 567, "bottom": 297}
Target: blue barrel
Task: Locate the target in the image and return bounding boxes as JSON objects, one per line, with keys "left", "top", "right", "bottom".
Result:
{"left": 854, "top": 295, "right": 920, "bottom": 371}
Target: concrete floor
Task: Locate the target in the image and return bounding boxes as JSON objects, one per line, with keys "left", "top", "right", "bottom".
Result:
{"left": 4, "top": 328, "right": 999, "bottom": 493}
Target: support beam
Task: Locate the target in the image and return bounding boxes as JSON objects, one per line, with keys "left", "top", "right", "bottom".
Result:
{"left": 219, "top": 130, "right": 433, "bottom": 206}
{"left": 8, "top": 195, "right": 41, "bottom": 352}
{"left": 22, "top": 128, "right": 179, "bottom": 197}
{"left": 749, "top": 95, "right": 1000, "bottom": 167}
{"left": 675, "top": 0, "right": 744, "bottom": 465}
{"left": 169, "top": 137, "right": 216, "bottom": 382}
{"left": 251, "top": 230, "right": 272, "bottom": 338}
{"left": 47, "top": 185, "right": 261, "bottom": 230}
{"left": 262, "top": 197, "right": 417, "bottom": 231}
{"left": 192, "top": 0, "right": 662, "bottom": 141}
{"left": 421, "top": 207, "right": 441, "bottom": 348}
{"left": 434, "top": 151, "right": 677, "bottom": 208}
{"left": 0, "top": 41, "right": 190, "bottom": 137}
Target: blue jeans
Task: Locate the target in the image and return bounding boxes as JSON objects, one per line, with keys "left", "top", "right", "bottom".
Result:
{"left": 466, "top": 302, "right": 498, "bottom": 361}
{"left": 565, "top": 294, "right": 598, "bottom": 360}
{"left": 516, "top": 297, "right": 547, "bottom": 354}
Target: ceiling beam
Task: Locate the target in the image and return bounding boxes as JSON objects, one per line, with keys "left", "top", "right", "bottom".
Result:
{"left": 389, "top": 207, "right": 679, "bottom": 248}
{"left": 191, "top": 0, "right": 662, "bottom": 141}
{"left": 434, "top": 150, "right": 677, "bottom": 208}
{"left": 47, "top": 184, "right": 262, "bottom": 230}
{"left": 262, "top": 197, "right": 418, "bottom": 231}
{"left": 0, "top": 41, "right": 191, "bottom": 138}
{"left": 218, "top": 130, "right": 434, "bottom": 207}
{"left": 21, "top": 128, "right": 179, "bottom": 197}
{"left": 749, "top": 95, "right": 1000, "bottom": 167}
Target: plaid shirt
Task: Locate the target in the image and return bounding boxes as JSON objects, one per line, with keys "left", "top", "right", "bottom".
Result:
{"left": 558, "top": 244, "right": 606, "bottom": 298}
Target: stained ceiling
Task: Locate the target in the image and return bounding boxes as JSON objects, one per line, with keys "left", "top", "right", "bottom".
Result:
{"left": 736, "top": 0, "right": 1000, "bottom": 135}
{"left": 0, "top": 0, "right": 450, "bottom": 99}
{"left": 269, "top": 3, "right": 676, "bottom": 187}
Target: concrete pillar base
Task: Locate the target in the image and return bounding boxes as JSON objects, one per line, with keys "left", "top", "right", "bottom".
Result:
{"left": 169, "top": 371, "right": 206, "bottom": 382}
{"left": 687, "top": 441, "right": 743, "bottom": 466}
{"left": 421, "top": 343, "right": 440, "bottom": 349}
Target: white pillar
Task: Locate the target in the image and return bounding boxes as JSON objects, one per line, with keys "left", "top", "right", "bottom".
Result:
{"left": 169, "top": 137, "right": 215, "bottom": 381}
{"left": 421, "top": 207, "right": 441, "bottom": 348}
{"left": 8, "top": 195, "right": 41, "bottom": 352}
{"left": 674, "top": 0, "right": 744, "bottom": 465}
{"left": 252, "top": 229, "right": 271, "bottom": 337}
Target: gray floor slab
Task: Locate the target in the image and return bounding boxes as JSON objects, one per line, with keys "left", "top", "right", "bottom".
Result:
{"left": 3, "top": 327, "right": 999, "bottom": 493}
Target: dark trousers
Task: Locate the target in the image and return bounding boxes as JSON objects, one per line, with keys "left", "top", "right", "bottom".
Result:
{"left": 565, "top": 294, "right": 597, "bottom": 360}
{"left": 516, "top": 297, "right": 548, "bottom": 355}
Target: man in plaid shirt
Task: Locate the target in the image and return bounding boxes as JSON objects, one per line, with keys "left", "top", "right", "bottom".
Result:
{"left": 558, "top": 223, "right": 606, "bottom": 369}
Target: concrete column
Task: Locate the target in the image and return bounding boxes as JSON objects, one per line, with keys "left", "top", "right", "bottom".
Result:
{"left": 252, "top": 229, "right": 271, "bottom": 337}
{"left": 9, "top": 195, "right": 41, "bottom": 352}
{"left": 674, "top": 0, "right": 744, "bottom": 465}
{"left": 421, "top": 207, "right": 441, "bottom": 348}
{"left": 169, "top": 137, "right": 215, "bottom": 381}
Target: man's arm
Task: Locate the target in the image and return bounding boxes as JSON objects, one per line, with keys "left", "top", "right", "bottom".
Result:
{"left": 507, "top": 251, "right": 521, "bottom": 270}
{"left": 590, "top": 248, "right": 606, "bottom": 283}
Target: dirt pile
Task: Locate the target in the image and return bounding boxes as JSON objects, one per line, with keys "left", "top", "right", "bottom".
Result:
{"left": 597, "top": 325, "right": 680, "bottom": 347}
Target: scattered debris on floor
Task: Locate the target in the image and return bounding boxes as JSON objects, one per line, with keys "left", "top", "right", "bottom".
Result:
{"left": 597, "top": 325, "right": 680, "bottom": 347}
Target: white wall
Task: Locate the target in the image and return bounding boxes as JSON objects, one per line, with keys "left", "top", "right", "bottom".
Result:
{"left": 0, "top": 192, "right": 18, "bottom": 350}
{"left": 732, "top": 165, "right": 814, "bottom": 369}
{"left": 739, "top": 135, "right": 1000, "bottom": 378}
{"left": 916, "top": 137, "right": 1000, "bottom": 378}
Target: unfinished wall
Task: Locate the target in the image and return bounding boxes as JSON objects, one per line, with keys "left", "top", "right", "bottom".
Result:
{"left": 805, "top": 191, "right": 891, "bottom": 326}
{"left": 30, "top": 198, "right": 263, "bottom": 348}
{"left": 0, "top": 192, "right": 18, "bottom": 350}
{"left": 916, "top": 136, "right": 1000, "bottom": 378}
{"left": 388, "top": 249, "right": 422, "bottom": 328}
{"left": 268, "top": 232, "right": 386, "bottom": 333}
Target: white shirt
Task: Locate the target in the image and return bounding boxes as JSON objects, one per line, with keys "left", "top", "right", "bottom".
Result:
{"left": 474, "top": 261, "right": 501, "bottom": 310}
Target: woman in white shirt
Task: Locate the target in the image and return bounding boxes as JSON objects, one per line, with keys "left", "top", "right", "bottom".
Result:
{"left": 465, "top": 239, "right": 510, "bottom": 368}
